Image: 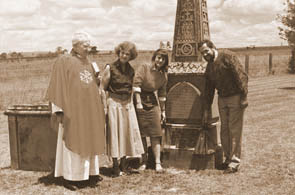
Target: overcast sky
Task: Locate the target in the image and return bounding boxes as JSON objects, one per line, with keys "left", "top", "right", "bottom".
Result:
{"left": 0, "top": 0, "right": 288, "bottom": 52}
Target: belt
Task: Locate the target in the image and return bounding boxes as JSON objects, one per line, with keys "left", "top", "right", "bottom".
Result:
{"left": 109, "top": 92, "right": 131, "bottom": 101}
{"left": 140, "top": 91, "right": 157, "bottom": 105}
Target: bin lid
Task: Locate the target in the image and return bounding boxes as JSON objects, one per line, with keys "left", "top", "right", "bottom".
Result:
{"left": 4, "top": 103, "right": 51, "bottom": 116}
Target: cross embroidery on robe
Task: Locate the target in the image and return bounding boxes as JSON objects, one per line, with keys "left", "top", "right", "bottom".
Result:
{"left": 80, "top": 70, "right": 93, "bottom": 84}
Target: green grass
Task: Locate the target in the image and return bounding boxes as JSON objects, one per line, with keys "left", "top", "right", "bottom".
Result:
{"left": 0, "top": 74, "right": 295, "bottom": 194}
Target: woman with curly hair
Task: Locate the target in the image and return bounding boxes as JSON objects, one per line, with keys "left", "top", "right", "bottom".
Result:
{"left": 101, "top": 41, "right": 144, "bottom": 177}
{"left": 133, "top": 48, "right": 169, "bottom": 172}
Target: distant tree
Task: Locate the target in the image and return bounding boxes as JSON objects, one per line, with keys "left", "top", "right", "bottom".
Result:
{"left": 10, "top": 52, "right": 18, "bottom": 58}
{"left": 0, "top": 53, "right": 7, "bottom": 59}
{"left": 17, "top": 52, "right": 23, "bottom": 58}
{"left": 89, "top": 46, "right": 99, "bottom": 55}
{"left": 159, "top": 41, "right": 165, "bottom": 49}
{"left": 48, "top": 51, "right": 57, "bottom": 57}
{"left": 166, "top": 41, "right": 172, "bottom": 50}
{"left": 55, "top": 46, "right": 66, "bottom": 55}
{"left": 277, "top": 0, "right": 295, "bottom": 73}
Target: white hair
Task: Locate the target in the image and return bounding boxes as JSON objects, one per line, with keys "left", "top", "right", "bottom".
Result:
{"left": 72, "top": 31, "right": 91, "bottom": 46}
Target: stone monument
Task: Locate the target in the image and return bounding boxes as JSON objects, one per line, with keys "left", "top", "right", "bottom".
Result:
{"left": 162, "top": 0, "right": 220, "bottom": 170}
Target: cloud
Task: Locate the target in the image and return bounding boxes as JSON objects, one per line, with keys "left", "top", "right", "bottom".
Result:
{"left": 207, "top": 0, "right": 225, "bottom": 9}
{"left": 45, "top": 0, "right": 100, "bottom": 9}
{"left": 216, "top": 0, "right": 285, "bottom": 24}
{"left": 100, "top": 0, "right": 133, "bottom": 10}
{"left": 0, "top": 0, "right": 288, "bottom": 52}
{"left": 208, "top": 0, "right": 286, "bottom": 47}
{"left": 3, "top": 15, "right": 49, "bottom": 31}
{"left": 62, "top": 8, "right": 107, "bottom": 21}
{"left": 0, "top": 0, "right": 41, "bottom": 17}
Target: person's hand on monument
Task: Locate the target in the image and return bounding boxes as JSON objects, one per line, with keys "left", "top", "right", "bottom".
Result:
{"left": 240, "top": 96, "right": 248, "bottom": 109}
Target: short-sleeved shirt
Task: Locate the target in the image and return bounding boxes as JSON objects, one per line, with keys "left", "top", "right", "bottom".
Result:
{"left": 133, "top": 63, "right": 168, "bottom": 107}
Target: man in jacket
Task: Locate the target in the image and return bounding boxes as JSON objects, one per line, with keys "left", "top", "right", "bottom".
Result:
{"left": 198, "top": 39, "right": 248, "bottom": 173}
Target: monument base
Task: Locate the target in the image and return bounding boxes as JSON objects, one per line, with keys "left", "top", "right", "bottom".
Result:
{"left": 161, "top": 123, "right": 222, "bottom": 170}
{"left": 162, "top": 148, "right": 215, "bottom": 170}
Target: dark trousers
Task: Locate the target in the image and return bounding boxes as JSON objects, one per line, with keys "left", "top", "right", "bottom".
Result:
{"left": 218, "top": 94, "right": 245, "bottom": 169}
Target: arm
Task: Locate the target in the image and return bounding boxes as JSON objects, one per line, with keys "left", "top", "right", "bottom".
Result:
{"left": 100, "top": 65, "right": 111, "bottom": 113}
{"left": 226, "top": 54, "right": 248, "bottom": 108}
{"left": 134, "top": 92, "right": 143, "bottom": 109}
{"left": 226, "top": 54, "right": 248, "bottom": 98}
{"left": 203, "top": 66, "right": 216, "bottom": 126}
{"left": 158, "top": 76, "right": 167, "bottom": 122}
{"left": 101, "top": 64, "right": 111, "bottom": 91}
{"left": 204, "top": 68, "right": 216, "bottom": 111}
{"left": 133, "top": 64, "right": 145, "bottom": 110}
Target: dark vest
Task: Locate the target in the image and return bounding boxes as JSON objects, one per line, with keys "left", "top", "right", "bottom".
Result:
{"left": 107, "top": 60, "right": 134, "bottom": 97}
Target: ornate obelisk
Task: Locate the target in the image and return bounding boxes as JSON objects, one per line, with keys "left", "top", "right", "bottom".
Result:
{"left": 163, "top": 0, "right": 220, "bottom": 170}
{"left": 172, "top": 0, "right": 210, "bottom": 62}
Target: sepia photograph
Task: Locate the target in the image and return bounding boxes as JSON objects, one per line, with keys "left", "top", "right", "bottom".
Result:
{"left": 0, "top": 0, "right": 294, "bottom": 194}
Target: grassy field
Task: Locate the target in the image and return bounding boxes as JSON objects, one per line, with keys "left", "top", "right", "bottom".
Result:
{"left": 0, "top": 53, "right": 154, "bottom": 111}
{"left": 0, "top": 73, "right": 294, "bottom": 194}
{"left": 0, "top": 47, "right": 291, "bottom": 110}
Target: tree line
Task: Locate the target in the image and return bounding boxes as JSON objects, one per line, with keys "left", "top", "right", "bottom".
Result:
{"left": 277, "top": 0, "right": 295, "bottom": 73}
{"left": 0, "top": 46, "right": 99, "bottom": 60}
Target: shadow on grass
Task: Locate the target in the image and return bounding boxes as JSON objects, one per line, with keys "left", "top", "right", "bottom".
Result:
{"left": 100, "top": 166, "right": 141, "bottom": 178}
{"left": 99, "top": 167, "right": 113, "bottom": 177}
{"left": 37, "top": 172, "right": 102, "bottom": 191}
{"left": 0, "top": 166, "right": 11, "bottom": 170}
{"left": 279, "top": 87, "right": 295, "bottom": 90}
{"left": 37, "top": 172, "right": 63, "bottom": 187}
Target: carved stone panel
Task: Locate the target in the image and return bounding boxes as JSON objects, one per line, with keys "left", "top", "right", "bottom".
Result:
{"left": 172, "top": 0, "right": 210, "bottom": 62}
{"left": 166, "top": 81, "right": 203, "bottom": 124}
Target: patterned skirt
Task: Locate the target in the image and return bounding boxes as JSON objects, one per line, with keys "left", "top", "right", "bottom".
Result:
{"left": 107, "top": 95, "right": 144, "bottom": 158}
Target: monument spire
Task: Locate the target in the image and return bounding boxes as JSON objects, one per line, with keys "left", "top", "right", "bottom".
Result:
{"left": 172, "top": 0, "right": 210, "bottom": 62}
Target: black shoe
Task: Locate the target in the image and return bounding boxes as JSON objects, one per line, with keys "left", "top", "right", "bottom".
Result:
{"left": 217, "top": 162, "right": 229, "bottom": 170}
{"left": 112, "top": 166, "right": 122, "bottom": 177}
{"left": 63, "top": 180, "right": 78, "bottom": 191}
{"left": 223, "top": 167, "right": 238, "bottom": 174}
{"left": 89, "top": 175, "right": 103, "bottom": 183}
{"left": 97, "top": 175, "right": 103, "bottom": 181}
{"left": 119, "top": 158, "right": 129, "bottom": 173}
{"left": 88, "top": 176, "right": 102, "bottom": 188}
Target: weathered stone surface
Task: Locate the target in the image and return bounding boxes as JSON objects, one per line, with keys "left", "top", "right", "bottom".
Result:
{"left": 5, "top": 104, "right": 57, "bottom": 171}
{"left": 162, "top": 125, "right": 217, "bottom": 170}
{"left": 171, "top": 0, "right": 210, "bottom": 62}
{"left": 164, "top": 0, "right": 220, "bottom": 170}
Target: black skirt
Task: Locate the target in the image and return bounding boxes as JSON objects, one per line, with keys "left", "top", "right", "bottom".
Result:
{"left": 136, "top": 105, "right": 162, "bottom": 137}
